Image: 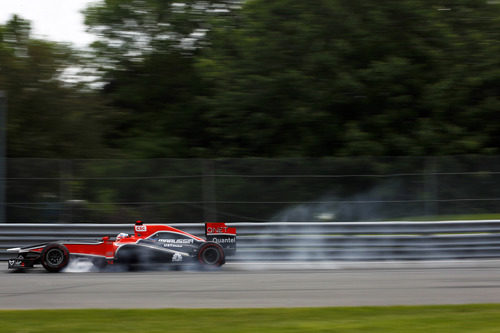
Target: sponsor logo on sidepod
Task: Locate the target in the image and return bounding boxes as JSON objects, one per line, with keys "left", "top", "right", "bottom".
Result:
{"left": 159, "top": 239, "right": 194, "bottom": 244}
{"left": 172, "top": 253, "right": 183, "bottom": 262}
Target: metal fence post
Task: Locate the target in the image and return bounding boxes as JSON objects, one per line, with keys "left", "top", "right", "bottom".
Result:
{"left": 0, "top": 91, "right": 6, "bottom": 223}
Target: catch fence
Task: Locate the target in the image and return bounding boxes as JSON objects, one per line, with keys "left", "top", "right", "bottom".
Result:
{"left": 3, "top": 156, "right": 500, "bottom": 223}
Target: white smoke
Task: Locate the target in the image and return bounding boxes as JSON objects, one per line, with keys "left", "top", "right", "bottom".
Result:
{"left": 271, "top": 179, "right": 406, "bottom": 222}
{"left": 232, "top": 180, "right": 413, "bottom": 264}
{"left": 63, "top": 258, "right": 99, "bottom": 273}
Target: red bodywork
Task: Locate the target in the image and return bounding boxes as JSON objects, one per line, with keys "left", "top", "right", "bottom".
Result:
{"left": 8, "top": 221, "right": 236, "bottom": 270}
{"left": 65, "top": 223, "right": 207, "bottom": 262}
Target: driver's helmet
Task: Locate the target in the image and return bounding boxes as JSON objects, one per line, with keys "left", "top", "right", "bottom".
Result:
{"left": 116, "top": 232, "right": 129, "bottom": 241}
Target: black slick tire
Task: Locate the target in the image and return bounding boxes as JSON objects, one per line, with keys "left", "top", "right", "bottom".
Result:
{"left": 41, "top": 243, "right": 70, "bottom": 273}
{"left": 197, "top": 242, "right": 225, "bottom": 267}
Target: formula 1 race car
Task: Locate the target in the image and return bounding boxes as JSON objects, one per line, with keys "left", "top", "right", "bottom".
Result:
{"left": 7, "top": 221, "right": 236, "bottom": 272}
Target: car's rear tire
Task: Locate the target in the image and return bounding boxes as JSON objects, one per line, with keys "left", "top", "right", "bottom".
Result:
{"left": 41, "top": 243, "right": 70, "bottom": 273}
{"left": 197, "top": 242, "right": 225, "bottom": 267}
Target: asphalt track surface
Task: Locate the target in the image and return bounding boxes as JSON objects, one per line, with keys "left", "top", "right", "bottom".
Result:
{"left": 1, "top": 261, "right": 500, "bottom": 309}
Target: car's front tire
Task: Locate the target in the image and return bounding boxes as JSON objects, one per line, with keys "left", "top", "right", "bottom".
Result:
{"left": 41, "top": 243, "right": 70, "bottom": 273}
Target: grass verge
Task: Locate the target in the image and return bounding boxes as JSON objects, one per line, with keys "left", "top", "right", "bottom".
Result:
{"left": 2, "top": 304, "right": 500, "bottom": 332}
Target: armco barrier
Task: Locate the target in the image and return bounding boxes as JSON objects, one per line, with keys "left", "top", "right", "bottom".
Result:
{"left": 2, "top": 221, "right": 500, "bottom": 262}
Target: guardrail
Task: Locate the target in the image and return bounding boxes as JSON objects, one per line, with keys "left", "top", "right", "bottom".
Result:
{"left": 2, "top": 221, "right": 500, "bottom": 262}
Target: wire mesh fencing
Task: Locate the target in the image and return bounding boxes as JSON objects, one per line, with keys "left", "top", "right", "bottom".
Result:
{"left": 3, "top": 156, "right": 500, "bottom": 223}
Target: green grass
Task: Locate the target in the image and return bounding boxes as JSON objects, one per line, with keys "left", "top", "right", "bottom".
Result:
{"left": 2, "top": 305, "right": 500, "bottom": 333}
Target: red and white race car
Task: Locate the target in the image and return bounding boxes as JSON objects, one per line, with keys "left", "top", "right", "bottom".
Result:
{"left": 8, "top": 221, "right": 236, "bottom": 272}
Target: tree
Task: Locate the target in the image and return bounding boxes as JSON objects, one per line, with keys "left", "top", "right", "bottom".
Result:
{"left": 198, "top": 0, "right": 500, "bottom": 157}
{"left": 83, "top": 0, "right": 243, "bottom": 157}
{"left": 0, "top": 15, "right": 110, "bottom": 158}
{"left": 83, "top": 0, "right": 243, "bottom": 60}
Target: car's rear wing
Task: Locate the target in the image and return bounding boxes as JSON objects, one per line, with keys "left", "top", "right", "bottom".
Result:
{"left": 205, "top": 222, "right": 236, "bottom": 256}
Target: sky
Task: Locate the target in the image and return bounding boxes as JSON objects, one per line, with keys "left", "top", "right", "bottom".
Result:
{"left": 0, "top": 0, "right": 98, "bottom": 48}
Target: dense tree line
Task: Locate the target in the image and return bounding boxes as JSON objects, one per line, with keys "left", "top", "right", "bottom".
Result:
{"left": 2, "top": 0, "right": 500, "bottom": 158}
{"left": 0, "top": 16, "right": 112, "bottom": 158}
